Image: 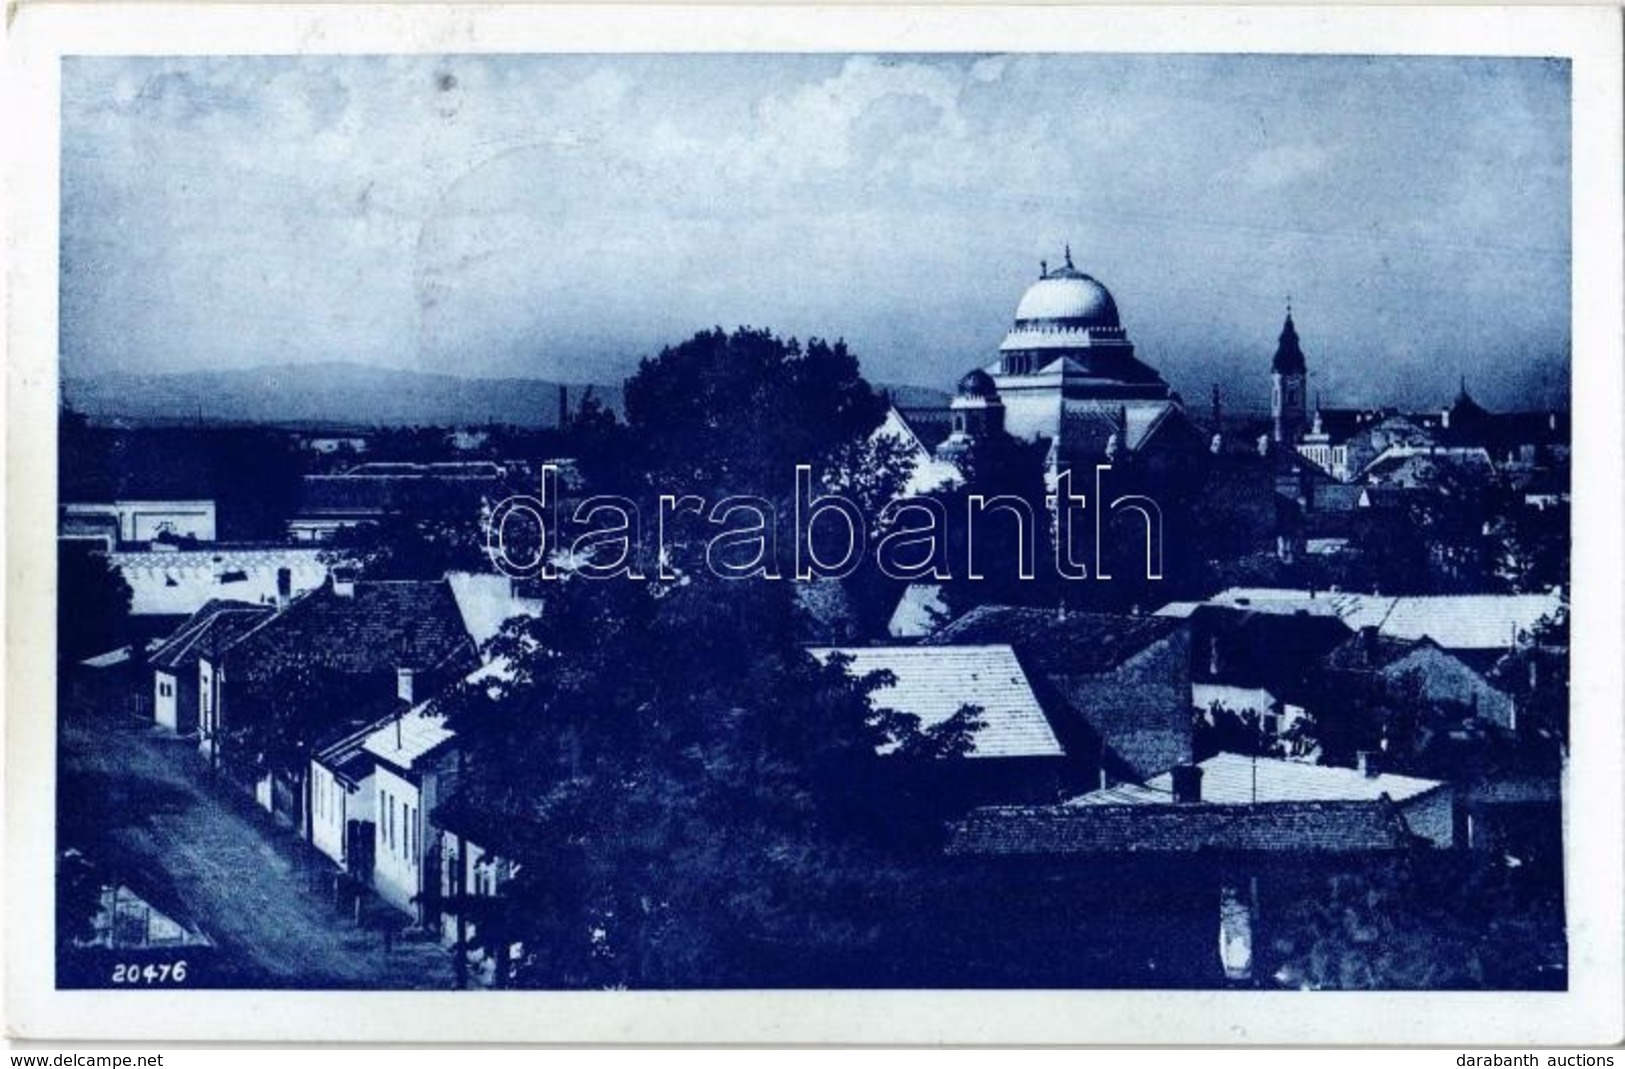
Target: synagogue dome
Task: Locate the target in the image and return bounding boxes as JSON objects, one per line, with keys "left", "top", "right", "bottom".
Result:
{"left": 1012, "top": 264, "right": 1121, "bottom": 331}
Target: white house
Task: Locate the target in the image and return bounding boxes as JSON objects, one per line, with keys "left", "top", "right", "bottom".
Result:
{"left": 309, "top": 722, "right": 385, "bottom": 871}
{"left": 147, "top": 600, "right": 273, "bottom": 735}
{"left": 362, "top": 707, "right": 459, "bottom": 920}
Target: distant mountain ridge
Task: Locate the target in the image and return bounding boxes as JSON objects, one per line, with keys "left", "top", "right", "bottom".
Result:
{"left": 62, "top": 362, "right": 950, "bottom": 429}
{"left": 62, "top": 362, "right": 624, "bottom": 429}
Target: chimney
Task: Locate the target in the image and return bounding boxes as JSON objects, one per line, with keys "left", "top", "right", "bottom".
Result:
{"left": 397, "top": 666, "right": 416, "bottom": 705}
{"left": 1170, "top": 764, "right": 1204, "bottom": 804}
{"left": 332, "top": 567, "right": 357, "bottom": 598}
{"left": 1359, "top": 624, "right": 1380, "bottom": 663}
{"left": 1356, "top": 750, "right": 1381, "bottom": 778}
{"left": 275, "top": 567, "right": 292, "bottom": 611}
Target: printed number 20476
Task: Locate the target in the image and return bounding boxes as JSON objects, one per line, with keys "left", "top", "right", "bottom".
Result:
{"left": 111, "top": 961, "right": 188, "bottom": 984}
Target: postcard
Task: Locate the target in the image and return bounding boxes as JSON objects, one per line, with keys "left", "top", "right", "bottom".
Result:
{"left": 6, "top": 2, "right": 1622, "bottom": 1045}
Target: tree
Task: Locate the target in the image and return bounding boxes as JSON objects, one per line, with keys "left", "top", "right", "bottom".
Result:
{"left": 56, "top": 543, "right": 133, "bottom": 663}
{"left": 931, "top": 429, "right": 1057, "bottom": 616}
{"left": 437, "top": 574, "right": 978, "bottom": 987}
{"left": 1489, "top": 599, "right": 1569, "bottom": 750}
{"left": 322, "top": 511, "right": 490, "bottom": 581}
{"left": 1192, "top": 703, "right": 1286, "bottom": 762}
{"left": 227, "top": 658, "right": 389, "bottom": 827}
{"left": 621, "top": 327, "right": 886, "bottom": 497}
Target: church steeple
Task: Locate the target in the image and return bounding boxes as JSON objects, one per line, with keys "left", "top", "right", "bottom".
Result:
{"left": 1270, "top": 303, "right": 1308, "bottom": 445}
{"left": 1272, "top": 305, "right": 1307, "bottom": 375}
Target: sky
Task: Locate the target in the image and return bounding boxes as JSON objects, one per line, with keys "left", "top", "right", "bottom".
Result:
{"left": 60, "top": 52, "right": 1571, "bottom": 411}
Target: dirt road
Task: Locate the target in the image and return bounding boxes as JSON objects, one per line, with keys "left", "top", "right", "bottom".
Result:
{"left": 58, "top": 709, "right": 457, "bottom": 990}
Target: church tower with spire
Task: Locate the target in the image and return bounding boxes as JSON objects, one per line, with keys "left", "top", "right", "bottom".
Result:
{"left": 1270, "top": 303, "right": 1308, "bottom": 445}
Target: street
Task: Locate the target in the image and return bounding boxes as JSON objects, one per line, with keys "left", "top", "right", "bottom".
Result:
{"left": 58, "top": 706, "right": 457, "bottom": 990}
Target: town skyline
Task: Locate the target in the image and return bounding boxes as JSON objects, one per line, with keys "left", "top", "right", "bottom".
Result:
{"left": 61, "top": 52, "right": 1571, "bottom": 412}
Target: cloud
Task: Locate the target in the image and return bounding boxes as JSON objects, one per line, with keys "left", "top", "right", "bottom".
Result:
{"left": 1240, "top": 143, "right": 1331, "bottom": 190}
{"left": 735, "top": 56, "right": 968, "bottom": 179}
{"left": 58, "top": 54, "right": 1571, "bottom": 410}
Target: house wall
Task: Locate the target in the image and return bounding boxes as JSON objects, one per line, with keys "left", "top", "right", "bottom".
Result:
{"left": 373, "top": 764, "right": 424, "bottom": 916}
{"left": 153, "top": 667, "right": 201, "bottom": 736}
{"left": 436, "top": 831, "right": 498, "bottom": 948}
{"left": 995, "top": 382, "right": 1062, "bottom": 444}
{"left": 310, "top": 762, "right": 372, "bottom": 868}
{"left": 1387, "top": 646, "right": 1514, "bottom": 730}
{"left": 197, "top": 658, "right": 222, "bottom": 759}
{"left": 1191, "top": 683, "right": 1277, "bottom": 717}
{"left": 154, "top": 671, "right": 179, "bottom": 732}
{"left": 1055, "top": 629, "right": 1193, "bottom": 781}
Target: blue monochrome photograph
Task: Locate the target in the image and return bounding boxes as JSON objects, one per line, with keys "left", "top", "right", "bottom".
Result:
{"left": 55, "top": 52, "right": 1571, "bottom": 992}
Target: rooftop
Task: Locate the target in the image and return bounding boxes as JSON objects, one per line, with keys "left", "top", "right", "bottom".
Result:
{"left": 925, "top": 605, "right": 1183, "bottom": 674}
{"left": 947, "top": 799, "right": 1417, "bottom": 857}
{"left": 360, "top": 659, "right": 513, "bottom": 772}
{"left": 149, "top": 599, "right": 277, "bottom": 671}
{"left": 223, "top": 578, "right": 479, "bottom": 682}
{"left": 1130, "top": 752, "right": 1445, "bottom": 806}
{"left": 1157, "top": 588, "right": 1562, "bottom": 651}
{"left": 808, "top": 644, "right": 1064, "bottom": 759}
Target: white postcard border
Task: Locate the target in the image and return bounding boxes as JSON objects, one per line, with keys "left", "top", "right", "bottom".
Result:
{"left": 6, "top": 3, "right": 1622, "bottom": 1045}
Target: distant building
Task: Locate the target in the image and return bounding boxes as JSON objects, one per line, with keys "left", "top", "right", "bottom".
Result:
{"left": 61, "top": 499, "right": 217, "bottom": 547}
{"left": 1182, "top": 605, "right": 1355, "bottom": 741}
{"left": 109, "top": 546, "right": 328, "bottom": 618}
{"left": 1157, "top": 587, "right": 1563, "bottom": 669}
{"left": 1321, "top": 627, "right": 1515, "bottom": 732}
{"left": 196, "top": 576, "right": 479, "bottom": 792}
{"left": 870, "top": 407, "right": 962, "bottom": 495}
{"left": 1270, "top": 308, "right": 1309, "bottom": 446}
{"left": 923, "top": 605, "right": 1192, "bottom": 784}
{"left": 941, "top": 250, "right": 1206, "bottom": 471}
{"left": 289, "top": 461, "right": 515, "bottom": 542}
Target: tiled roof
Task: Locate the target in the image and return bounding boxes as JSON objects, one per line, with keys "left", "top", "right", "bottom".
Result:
{"left": 1054, "top": 400, "right": 1187, "bottom": 457}
{"left": 314, "top": 716, "right": 395, "bottom": 786}
{"left": 1377, "top": 595, "right": 1562, "bottom": 650}
{"left": 808, "top": 644, "right": 1064, "bottom": 759}
{"left": 1177, "top": 588, "right": 1562, "bottom": 651}
{"left": 947, "top": 799, "right": 1415, "bottom": 856}
{"left": 925, "top": 605, "right": 1182, "bottom": 675}
{"left": 149, "top": 600, "right": 275, "bottom": 671}
{"left": 224, "top": 578, "right": 478, "bottom": 681}
{"left": 891, "top": 406, "right": 954, "bottom": 451}
{"left": 1137, "top": 753, "right": 1445, "bottom": 805}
